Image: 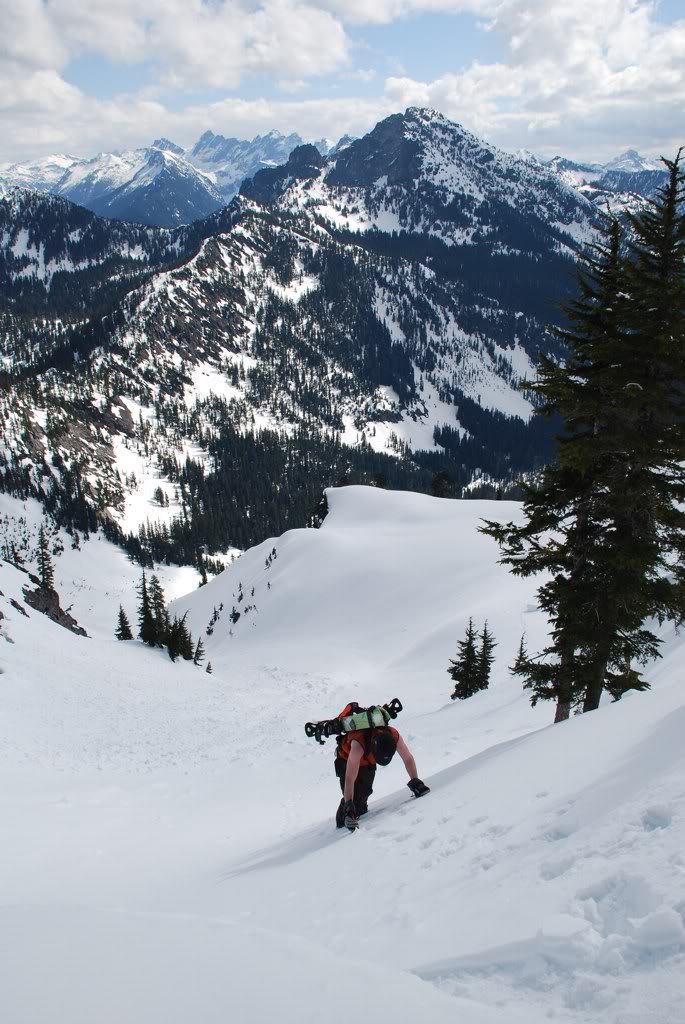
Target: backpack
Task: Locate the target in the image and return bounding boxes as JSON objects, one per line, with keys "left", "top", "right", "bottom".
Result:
{"left": 337, "top": 703, "right": 391, "bottom": 732}
{"left": 304, "top": 698, "right": 402, "bottom": 745}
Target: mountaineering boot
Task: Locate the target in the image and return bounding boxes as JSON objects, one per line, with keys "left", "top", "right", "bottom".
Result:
{"left": 336, "top": 798, "right": 346, "bottom": 829}
{"left": 343, "top": 800, "right": 359, "bottom": 831}
{"left": 407, "top": 778, "right": 430, "bottom": 798}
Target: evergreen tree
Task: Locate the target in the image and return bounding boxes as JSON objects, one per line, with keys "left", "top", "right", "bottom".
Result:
{"left": 115, "top": 605, "right": 133, "bottom": 641}
{"left": 482, "top": 154, "right": 685, "bottom": 721}
{"left": 431, "top": 470, "right": 451, "bottom": 498}
{"left": 178, "top": 613, "right": 194, "bottom": 660}
{"left": 167, "top": 615, "right": 181, "bottom": 662}
{"left": 193, "top": 636, "right": 205, "bottom": 666}
{"left": 37, "top": 525, "right": 55, "bottom": 590}
{"left": 167, "top": 612, "right": 194, "bottom": 662}
{"left": 149, "top": 574, "right": 167, "bottom": 646}
{"left": 448, "top": 618, "right": 481, "bottom": 700}
{"left": 510, "top": 634, "right": 528, "bottom": 678}
{"left": 477, "top": 621, "right": 497, "bottom": 690}
{"left": 205, "top": 661, "right": 213, "bottom": 675}
{"left": 137, "top": 572, "right": 157, "bottom": 646}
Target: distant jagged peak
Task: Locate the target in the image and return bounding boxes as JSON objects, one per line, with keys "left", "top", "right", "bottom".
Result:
{"left": 191, "top": 127, "right": 304, "bottom": 159}
{"left": 190, "top": 130, "right": 241, "bottom": 159}
{"left": 604, "top": 148, "right": 663, "bottom": 173}
{"left": 255, "top": 128, "right": 300, "bottom": 143}
{"left": 329, "top": 134, "right": 356, "bottom": 155}
{"left": 546, "top": 154, "right": 602, "bottom": 173}
{"left": 151, "top": 138, "right": 184, "bottom": 156}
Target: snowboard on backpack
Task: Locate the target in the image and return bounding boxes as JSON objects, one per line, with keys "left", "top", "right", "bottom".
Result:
{"left": 304, "top": 698, "right": 403, "bottom": 745}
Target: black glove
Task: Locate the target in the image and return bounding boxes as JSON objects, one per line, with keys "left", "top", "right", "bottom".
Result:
{"left": 335, "top": 798, "right": 346, "bottom": 829}
{"left": 407, "top": 778, "right": 430, "bottom": 798}
{"left": 343, "top": 800, "right": 359, "bottom": 830}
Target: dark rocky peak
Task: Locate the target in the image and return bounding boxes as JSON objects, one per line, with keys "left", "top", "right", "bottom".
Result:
{"left": 324, "top": 106, "right": 485, "bottom": 189}
{"left": 325, "top": 111, "right": 422, "bottom": 187}
{"left": 239, "top": 144, "right": 323, "bottom": 205}
{"left": 286, "top": 144, "right": 324, "bottom": 176}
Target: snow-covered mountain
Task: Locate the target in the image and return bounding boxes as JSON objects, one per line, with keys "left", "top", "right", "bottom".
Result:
{"left": 51, "top": 143, "right": 225, "bottom": 227}
{"left": 604, "top": 148, "right": 664, "bottom": 173}
{"left": 545, "top": 149, "right": 669, "bottom": 204}
{"left": 0, "top": 153, "right": 79, "bottom": 193}
{"left": 1, "top": 485, "right": 683, "bottom": 1024}
{"left": 546, "top": 156, "right": 602, "bottom": 188}
{"left": 1, "top": 107, "right": 600, "bottom": 565}
{"left": 1, "top": 125, "right": 670, "bottom": 231}
{"left": 245, "top": 108, "right": 597, "bottom": 248}
{"left": 0, "top": 131, "right": 330, "bottom": 227}
{"left": 0, "top": 187, "right": 179, "bottom": 294}
{"left": 187, "top": 128, "right": 329, "bottom": 202}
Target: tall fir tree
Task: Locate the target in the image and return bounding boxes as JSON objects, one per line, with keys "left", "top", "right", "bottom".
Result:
{"left": 37, "top": 525, "right": 55, "bottom": 591}
{"left": 477, "top": 621, "right": 497, "bottom": 690}
{"left": 448, "top": 618, "right": 481, "bottom": 700}
{"left": 482, "top": 153, "right": 685, "bottom": 721}
{"left": 137, "top": 572, "right": 157, "bottom": 646}
{"left": 149, "top": 575, "right": 167, "bottom": 647}
{"left": 179, "top": 614, "right": 194, "bottom": 661}
{"left": 115, "top": 606, "right": 133, "bottom": 641}
{"left": 167, "top": 616, "right": 180, "bottom": 662}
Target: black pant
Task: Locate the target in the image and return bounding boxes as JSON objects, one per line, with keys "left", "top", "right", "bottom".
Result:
{"left": 335, "top": 755, "right": 376, "bottom": 809}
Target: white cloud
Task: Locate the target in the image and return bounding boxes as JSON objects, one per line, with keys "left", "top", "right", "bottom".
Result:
{"left": 381, "top": 1, "right": 685, "bottom": 159}
{"left": 0, "top": 0, "right": 67, "bottom": 69}
{"left": 317, "top": 1, "right": 487, "bottom": 26}
{"left": 0, "top": 0, "right": 683, "bottom": 164}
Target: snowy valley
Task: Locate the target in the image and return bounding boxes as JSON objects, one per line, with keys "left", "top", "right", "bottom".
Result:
{"left": 1, "top": 486, "right": 683, "bottom": 1024}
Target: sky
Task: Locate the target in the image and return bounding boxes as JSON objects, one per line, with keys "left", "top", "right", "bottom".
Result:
{"left": 0, "top": 0, "right": 683, "bottom": 166}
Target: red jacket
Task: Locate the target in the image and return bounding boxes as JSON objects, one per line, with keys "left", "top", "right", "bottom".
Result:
{"left": 337, "top": 727, "right": 399, "bottom": 767}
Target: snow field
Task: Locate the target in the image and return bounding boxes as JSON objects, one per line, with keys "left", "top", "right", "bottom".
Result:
{"left": 1, "top": 487, "right": 683, "bottom": 1023}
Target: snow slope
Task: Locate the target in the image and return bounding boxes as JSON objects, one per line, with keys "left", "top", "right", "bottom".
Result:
{"left": 1, "top": 487, "right": 683, "bottom": 1024}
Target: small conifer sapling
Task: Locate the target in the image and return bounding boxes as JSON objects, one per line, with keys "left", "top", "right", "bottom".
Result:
{"left": 115, "top": 606, "right": 133, "bottom": 641}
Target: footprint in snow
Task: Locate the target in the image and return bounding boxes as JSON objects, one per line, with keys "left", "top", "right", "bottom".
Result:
{"left": 642, "top": 805, "right": 673, "bottom": 831}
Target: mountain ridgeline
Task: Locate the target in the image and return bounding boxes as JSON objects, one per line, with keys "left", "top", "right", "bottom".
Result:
{"left": 2, "top": 107, "right": 604, "bottom": 568}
